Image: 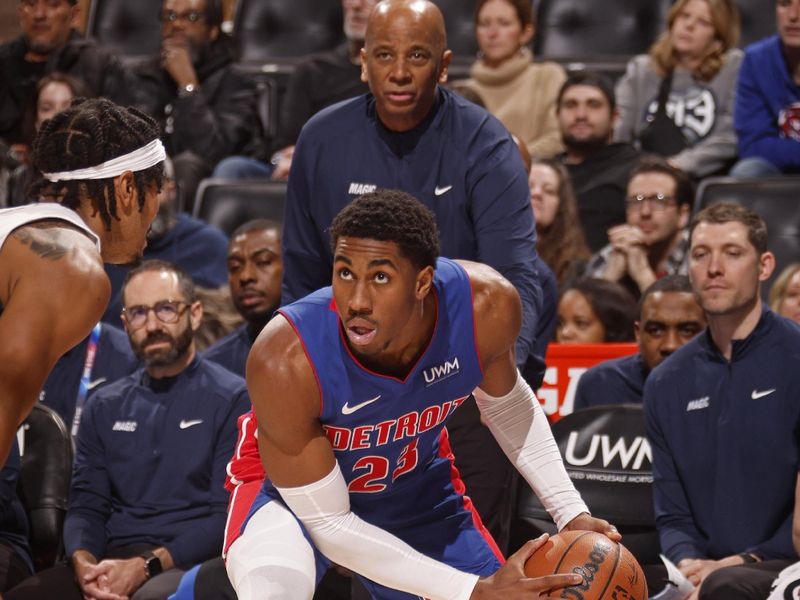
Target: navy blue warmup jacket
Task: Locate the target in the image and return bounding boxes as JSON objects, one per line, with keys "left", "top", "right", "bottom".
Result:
{"left": 573, "top": 354, "right": 646, "bottom": 411}
{"left": 64, "top": 356, "right": 250, "bottom": 567}
{"left": 644, "top": 308, "right": 800, "bottom": 562}
{"left": 281, "top": 87, "right": 551, "bottom": 367}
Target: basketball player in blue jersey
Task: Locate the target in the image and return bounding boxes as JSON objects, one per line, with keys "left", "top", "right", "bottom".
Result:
{"left": 225, "top": 189, "right": 619, "bottom": 599}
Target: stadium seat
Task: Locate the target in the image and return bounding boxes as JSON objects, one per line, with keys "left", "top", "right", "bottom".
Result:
{"left": 533, "top": 0, "right": 670, "bottom": 79}
{"left": 85, "top": 0, "right": 162, "bottom": 66}
{"left": 512, "top": 404, "right": 660, "bottom": 567}
{"left": 233, "top": 0, "right": 345, "bottom": 66}
{"left": 192, "top": 178, "right": 286, "bottom": 236}
{"left": 17, "top": 405, "right": 74, "bottom": 571}
{"left": 432, "top": 0, "right": 479, "bottom": 77}
{"left": 737, "top": 0, "right": 777, "bottom": 48}
{"left": 694, "top": 176, "right": 800, "bottom": 299}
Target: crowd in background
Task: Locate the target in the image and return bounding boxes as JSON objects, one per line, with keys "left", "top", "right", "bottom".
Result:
{"left": 1, "top": 0, "right": 800, "bottom": 598}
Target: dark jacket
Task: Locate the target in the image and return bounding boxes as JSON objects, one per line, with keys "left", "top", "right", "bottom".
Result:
{"left": 134, "top": 36, "right": 257, "bottom": 167}
{"left": 0, "top": 30, "right": 141, "bottom": 145}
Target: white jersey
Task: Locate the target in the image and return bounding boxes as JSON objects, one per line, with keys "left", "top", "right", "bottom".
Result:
{"left": 0, "top": 204, "right": 100, "bottom": 252}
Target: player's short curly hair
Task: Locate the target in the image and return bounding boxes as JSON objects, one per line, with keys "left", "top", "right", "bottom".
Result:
{"left": 329, "top": 189, "right": 440, "bottom": 270}
{"left": 32, "top": 97, "right": 164, "bottom": 231}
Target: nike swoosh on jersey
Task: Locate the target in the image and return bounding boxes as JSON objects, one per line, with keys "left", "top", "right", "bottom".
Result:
{"left": 751, "top": 388, "right": 776, "bottom": 400}
{"left": 179, "top": 419, "right": 204, "bottom": 429}
{"left": 86, "top": 377, "right": 107, "bottom": 390}
{"left": 342, "top": 396, "right": 381, "bottom": 415}
{"left": 434, "top": 185, "right": 453, "bottom": 196}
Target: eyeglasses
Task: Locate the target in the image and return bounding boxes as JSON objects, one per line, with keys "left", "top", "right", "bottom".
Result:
{"left": 122, "top": 300, "right": 189, "bottom": 329}
{"left": 160, "top": 10, "right": 205, "bottom": 24}
{"left": 625, "top": 193, "right": 677, "bottom": 211}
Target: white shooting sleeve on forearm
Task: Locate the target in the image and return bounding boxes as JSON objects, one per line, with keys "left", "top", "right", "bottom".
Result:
{"left": 473, "top": 371, "right": 588, "bottom": 530}
{"left": 275, "top": 463, "right": 479, "bottom": 600}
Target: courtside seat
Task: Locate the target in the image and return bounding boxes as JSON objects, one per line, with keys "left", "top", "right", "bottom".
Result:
{"left": 85, "top": 0, "right": 162, "bottom": 66}
{"left": 17, "top": 405, "right": 74, "bottom": 571}
{"left": 512, "top": 404, "right": 660, "bottom": 567}
{"left": 695, "top": 176, "right": 800, "bottom": 298}
{"left": 192, "top": 178, "right": 286, "bottom": 236}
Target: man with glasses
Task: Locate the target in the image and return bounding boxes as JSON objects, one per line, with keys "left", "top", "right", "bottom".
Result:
{"left": 134, "top": 0, "right": 257, "bottom": 206}
{"left": 0, "top": 0, "right": 141, "bottom": 174}
{"left": 585, "top": 155, "right": 693, "bottom": 300}
{"left": 6, "top": 260, "right": 249, "bottom": 600}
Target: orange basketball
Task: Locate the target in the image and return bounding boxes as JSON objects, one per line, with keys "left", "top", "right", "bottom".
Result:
{"left": 523, "top": 530, "right": 647, "bottom": 600}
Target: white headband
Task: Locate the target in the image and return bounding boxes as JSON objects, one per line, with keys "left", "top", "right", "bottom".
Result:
{"left": 42, "top": 139, "right": 167, "bottom": 183}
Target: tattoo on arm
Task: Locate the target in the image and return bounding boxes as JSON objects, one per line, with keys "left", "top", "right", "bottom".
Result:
{"left": 12, "top": 226, "right": 73, "bottom": 261}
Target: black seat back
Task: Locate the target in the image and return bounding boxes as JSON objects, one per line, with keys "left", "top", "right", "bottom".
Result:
{"left": 513, "top": 405, "right": 659, "bottom": 565}
{"left": 736, "top": 0, "right": 777, "bottom": 48}
{"left": 17, "top": 404, "right": 74, "bottom": 571}
{"left": 233, "top": 0, "right": 345, "bottom": 65}
{"left": 534, "top": 0, "right": 668, "bottom": 61}
{"left": 85, "top": 0, "right": 162, "bottom": 66}
{"left": 192, "top": 178, "right": 286, "bottom": 236}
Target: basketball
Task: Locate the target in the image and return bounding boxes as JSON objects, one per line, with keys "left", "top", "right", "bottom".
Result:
{"left": 523, "top": 530, "right": 647, "bottom": 600}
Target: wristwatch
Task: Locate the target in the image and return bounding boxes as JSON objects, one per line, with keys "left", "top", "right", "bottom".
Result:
{"left": 738, "top": 552, "right": 759, "bottom": 564}
{"left": 141, "top": 551, "right": 163, "bottom": 579}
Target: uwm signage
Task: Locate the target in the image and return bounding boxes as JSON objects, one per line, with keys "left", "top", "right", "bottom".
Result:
{"left": 536, "top": 343, "right": 638, "bottom": 423}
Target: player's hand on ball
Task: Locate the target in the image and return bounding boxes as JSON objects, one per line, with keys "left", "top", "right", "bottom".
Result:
{"left": 563, "top": 512, "right": 621, "bottom": 542}
{"left": 470, "top": 534, "right": 583, "bottom": 599}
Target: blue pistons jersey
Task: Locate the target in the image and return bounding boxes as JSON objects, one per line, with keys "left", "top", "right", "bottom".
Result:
{"left": 251, "top": 258, "right": 502, "bottom": 577}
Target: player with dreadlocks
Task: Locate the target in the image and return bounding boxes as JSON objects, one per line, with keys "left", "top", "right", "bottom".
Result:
{"left": 0, "top": 97, "right": 165, "bottom": 463}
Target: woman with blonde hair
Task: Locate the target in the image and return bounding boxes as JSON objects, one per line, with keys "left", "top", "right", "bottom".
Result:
{"left": 769, "top": 263, "right": 800, "bottom": 325}
{"left": 614, "top": 0, "right": 742, "bottom": 178}
{"left": 528, "top": 158, "right": 590, "bottom": 286}
{"left": 464, "top": 0, "right": 565, "bottom": 159}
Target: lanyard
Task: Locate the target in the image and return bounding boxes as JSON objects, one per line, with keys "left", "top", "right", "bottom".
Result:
{"left": 71, "top": 323, "right": 101, "bottom": 437}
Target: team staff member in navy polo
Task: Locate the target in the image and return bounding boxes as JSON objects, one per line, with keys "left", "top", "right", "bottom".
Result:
{"left": 6, "top": 260, "right": 249, "bottom": 600}
{"left": 279, "top": 0, "right": 557, "bottom": 552}
{"left": 644, "top": 203, "right": 800, "bottom": 600}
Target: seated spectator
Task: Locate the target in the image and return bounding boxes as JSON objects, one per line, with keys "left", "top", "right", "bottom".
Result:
{"left": 556, "top": 71, "right": 642, "bottom": 252}
{"left": 134, "top": 0, "right": 257, "bottom": 204}
{"left": 6, "top": 260, "right": 249, "bottom": 600}
{"left": 585, "top": 156, "right": 693, "bottom": 300}
{"left": 0, "top": 441, "right": 32, "bottom": 594}
{"left": 212, "top": 0, "right": 375, "bottom": 181}
{"left": 769, "top": 262, "right": 800, "bottom": 325}
{"left": 614, "top": 0, "right": 742, "bottom": 178}
{"left": 7, "top": 72, "right": 91, "bottom": 206}
{"left": 573, "top": 275, "right": 704, "bottom": 411}
{"left": 732, "top": 0, "right": 800, "bottom": 177}
{"left": 0, "top": 0, "right": 141, "bottom": 154}
{"left": 528, "top": 158, "right": 590, "bottom": 286}
{"left": 203, "top": 219, "right": 282, "bottom": 377}
{"left": 645, "top": 203, "right": 799, "bottom": 599}
{"left": 39, "top": 322, "right": 139, "bottom": 436}
{"left": 464, "top": 0, "right": 565, "bottom": 159}
{"left": 556, "top": 278, "right": 637, "bottom": 344}
{"left": 102, "top": 155, "right": 229, "bottom": 323}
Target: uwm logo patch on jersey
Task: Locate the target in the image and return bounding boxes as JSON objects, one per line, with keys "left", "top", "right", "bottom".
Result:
{"left": 422, "top": 356, "right": 460, "bottom": 386}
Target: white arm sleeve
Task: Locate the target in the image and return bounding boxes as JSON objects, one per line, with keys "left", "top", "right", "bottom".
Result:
{"left": 275, "top": 463, "right": 479, "bottom": 600}
{"left": 473, "top": 371, "right": 589, "bottom": 530}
